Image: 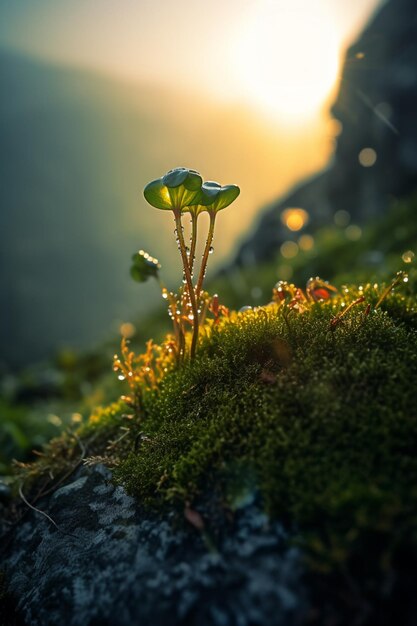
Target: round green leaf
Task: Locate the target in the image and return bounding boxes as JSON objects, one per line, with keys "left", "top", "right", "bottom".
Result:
{"left": 212, "top": 184, "right": 240, "bottom": 211}
{"left": 184, "top": 169, "right": 203, "bottom": 191}
{"left": 198, "top": 181, "right": 240, "bottom": 212}
{"left": 143, "top": 178, "right": 172, "bottom": 210}
{"left": 163, "top": 167, "right": 202, "bottom": 191}
{"left": 168, "top": 185, "right": 204, "bottom": 211}
{"left": 199, "top": 181, "right": 222, "bottom": 205}
{"left": 162, "top": 168, "right": 189, "bottom": 188}
{"left": 144, "top": 168, "right": 203, "bottom": 211}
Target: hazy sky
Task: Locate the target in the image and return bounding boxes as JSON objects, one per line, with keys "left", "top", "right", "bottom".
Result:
{"left": 0, "top": 0, "right": 387, "bottom": 355}
{"left": 0, "top": 0, "right": 382, "bottom": 117}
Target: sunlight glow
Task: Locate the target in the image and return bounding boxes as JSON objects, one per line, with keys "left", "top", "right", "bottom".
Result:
{"left": 232, "top": 1, "right": 340, "bottom": 122}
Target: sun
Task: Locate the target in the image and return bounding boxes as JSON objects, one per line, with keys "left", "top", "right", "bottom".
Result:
{"left": 231, "top": 1, "right": 340, "bottom": 123}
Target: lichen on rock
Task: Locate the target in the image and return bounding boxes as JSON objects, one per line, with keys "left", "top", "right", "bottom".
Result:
{"left": 2, "top": 465, "right": 306, "bottom": 626}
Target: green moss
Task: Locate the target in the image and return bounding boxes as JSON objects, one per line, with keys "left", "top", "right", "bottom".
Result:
{"left": 104, "top": 281, "right": 417, "bottom": 593}
{"left": 111, "top": 282, "right": 416, "bottom": 521}
{"left": 9, "top": 277, "right": 417, "bottom": 590}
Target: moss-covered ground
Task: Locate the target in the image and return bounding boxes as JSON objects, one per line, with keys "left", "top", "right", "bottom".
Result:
{"left": 2, "top": 194, "right": 417, "bottom": 622}
{"left": 2, "top": 193, "right": 416, "bottom": 473}
{"left": 9, "top": 277, "right": 417, "bottom": 606}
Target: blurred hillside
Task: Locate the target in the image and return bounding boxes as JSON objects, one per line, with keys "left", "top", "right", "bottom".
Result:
{"left": 0, "top": 50, "right": 330, "bottom": 368}
{"left": 234, "top": 0, "right": 417, "bottom": 268}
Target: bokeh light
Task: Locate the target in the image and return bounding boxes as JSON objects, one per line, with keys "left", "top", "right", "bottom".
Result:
{"left": 298, "top": 234, "right": 315, "bottom": 251}
{"left": 281, "top": 208, "right": 309, "bottom": 231}
{"left": 402, "top": 250, "right": 415, "bottom": 263}
{"left": 345, "top": 225, "right": 362, "bottom": 241}
{"left": 358, "top": 147, "right": 377, "bottom": 167}
{"left": 334, "top": 209, "right": 351, "bottom": 227}
{"left": 280, "top": 241, "right": 299, "bottom": 259}
{"left": 120, "top": 322, "right": 136, "bottom": 338}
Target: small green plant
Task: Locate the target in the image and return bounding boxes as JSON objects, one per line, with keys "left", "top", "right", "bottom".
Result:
{"left": 133, "top": 167, "right": 240, "bottom": 361}
{"left": 130, "top": 250, "right": 161, "bottom": 283}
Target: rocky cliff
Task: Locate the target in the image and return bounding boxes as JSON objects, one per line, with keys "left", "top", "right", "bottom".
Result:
{"left": 234, "top": 0, "right": 417, "bottom": 267}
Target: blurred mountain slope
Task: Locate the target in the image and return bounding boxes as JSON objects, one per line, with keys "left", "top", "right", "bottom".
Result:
{"left": 233, "top": 0, "right": 417, "bottom": 268}
{"left": 0, "top": 50, "right": 328, "bottom": 367}
{"left": 1, "top": 51, "right": 156, "bottom": 367}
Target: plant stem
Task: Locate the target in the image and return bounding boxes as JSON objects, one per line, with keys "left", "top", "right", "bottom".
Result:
{"left": 179, "top": 211, "right": 198, "bottom": 359}
{"left": 375, "top": 271, "right": 405, "bottom": 309}
{"left": 158, "top": 278, "right": 183, "bottom": 363}
{"left": 189, "top": 212, "right": 198, "bottom": 276}
{"left": 196, "top": 212, "right": 216, "bottom": 300}
{"left": 178, "top": 322, "right": 185, "bottom": 362}
{"left": 173, "top": 209, "right": 199, "bottom": 360}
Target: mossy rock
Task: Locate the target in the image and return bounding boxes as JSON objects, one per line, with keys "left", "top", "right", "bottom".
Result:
{"left": 4, "top": 279, "right": 417, "bottom": 623}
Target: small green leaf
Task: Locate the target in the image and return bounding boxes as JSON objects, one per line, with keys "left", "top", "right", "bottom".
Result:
{"left": 198, "top": 181, "right": 240, "bottom": 212}
{"left": 144, "top": 168, "right": 203, "bottom": 211}
{"left": 130, "top": 250, "right": 161, "bottom": 283}
{"left": 212, "top": 184, "right": 240, "bottom": 211}
{"left": 184, "top": 169, "right": 203, "bottom": 191}
{"left": 143, "top": 178, "right": 172, "bottom": 210}
{"left": 163, "top": 168, "right": 189, "bottom": 188}
{"left": 163, "top": 168, "right": 202, "bottom": 191}
{"left": 199, "top": 181, "right": 222, "bottom": 205}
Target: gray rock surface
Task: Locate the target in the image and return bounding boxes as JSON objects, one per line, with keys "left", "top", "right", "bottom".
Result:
{"left": 1, "top": 465, "right": 307, "bottom": 626}
{"left": 233, "top": 0, "right": 417, "bottom": 268}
